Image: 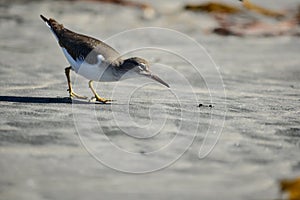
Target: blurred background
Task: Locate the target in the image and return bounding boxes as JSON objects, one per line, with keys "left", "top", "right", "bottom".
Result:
{"left": 0, "top": 0, "right": 300, "bottom": 200}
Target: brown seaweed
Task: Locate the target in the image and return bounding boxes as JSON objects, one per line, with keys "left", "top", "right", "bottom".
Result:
{"left": 184, "top": 2, "right": 241, "bottom": 14}
{"left": 280, "top": 177, "right": 300, "bottom": 200}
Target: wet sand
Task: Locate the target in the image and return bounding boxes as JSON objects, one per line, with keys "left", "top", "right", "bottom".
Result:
{"left": 0, "top": 0, "right": 300, "bottom": 200}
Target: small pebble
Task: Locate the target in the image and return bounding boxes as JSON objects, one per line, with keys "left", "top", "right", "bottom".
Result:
{"left": 209, "top": 104, "right": 213, "bottom": 108}
{"left": 198, "top": 103, "right": 203, "bottom": 107}
{"left": 140, "top": 150, "right": 146, "bottom": 154}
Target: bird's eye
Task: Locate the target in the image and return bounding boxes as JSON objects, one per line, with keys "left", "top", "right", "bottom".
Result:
{"left": 139, "top": 63, "right": 146, "bottom": 70}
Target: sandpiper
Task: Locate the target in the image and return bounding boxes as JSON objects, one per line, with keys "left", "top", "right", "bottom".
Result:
{"left": 40, "top": 15, "right": 169, "bottom": 103}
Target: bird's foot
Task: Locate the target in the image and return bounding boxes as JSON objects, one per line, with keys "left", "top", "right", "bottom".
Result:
{"left": 69, "top": 91, "right": 88, "bottom": 99}
{"left": 90, "top": 96, "right": 114, "bottom": 104}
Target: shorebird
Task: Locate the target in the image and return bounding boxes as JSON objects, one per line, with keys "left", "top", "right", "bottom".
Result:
{"left": 40, "top": 15, "right": 169, "bottom": 103}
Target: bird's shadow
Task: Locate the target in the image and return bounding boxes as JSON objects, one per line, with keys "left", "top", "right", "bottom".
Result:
{"left": 0, "top": 95, "right": 111, "bottom": 105}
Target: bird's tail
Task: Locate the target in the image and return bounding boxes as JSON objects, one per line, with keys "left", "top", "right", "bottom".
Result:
{"left": 40, "top": 14, "right": 64, "bottom": 40}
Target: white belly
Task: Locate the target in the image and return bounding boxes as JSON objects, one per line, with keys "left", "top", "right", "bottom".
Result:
{"left": 61, "top": 48, "right": 116, "bottom": 82}
{"left": 76, "top": 62, "right": 105, "bottom": 81}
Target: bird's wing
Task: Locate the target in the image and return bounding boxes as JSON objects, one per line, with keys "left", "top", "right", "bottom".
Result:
{"left": 40, "top": 15, "right": 123, "bottom": 66}
{"left": 58, "top": 30, "right": 123, "bottom": 66}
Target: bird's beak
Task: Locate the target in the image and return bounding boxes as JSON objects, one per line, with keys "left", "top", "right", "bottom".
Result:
{"left": 150, "top": 74, "right": 170, "bottom": 88}
{"left": 140, "top": 71, "right": 170, "bottom": 88}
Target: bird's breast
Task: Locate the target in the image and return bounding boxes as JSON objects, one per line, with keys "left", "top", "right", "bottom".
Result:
{"left": 75, "top": 62, "right": 118, "bottom": 82}
{"left": 61, "top": 48, "right": 118, "bottom": 82}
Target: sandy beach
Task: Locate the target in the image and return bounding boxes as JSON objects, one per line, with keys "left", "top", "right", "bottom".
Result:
{"left": 0, "top": 0, "right": 300, "bottom": 199}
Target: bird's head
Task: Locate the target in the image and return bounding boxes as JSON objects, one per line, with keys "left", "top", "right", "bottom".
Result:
{"left": 118, "top": 57, "right": 170, "bottom": 88}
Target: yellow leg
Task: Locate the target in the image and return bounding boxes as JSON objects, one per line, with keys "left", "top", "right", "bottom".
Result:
{"left": 88, "top": 80, "right": 112, "bottom": 103}
{"left": 65, "top": 66, "right": 87, "bottom": 99}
